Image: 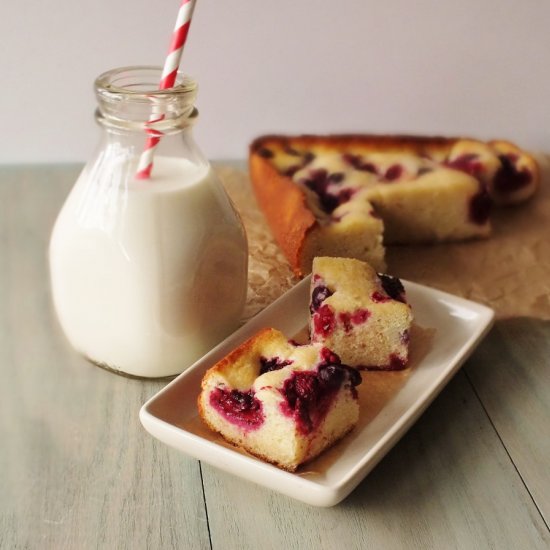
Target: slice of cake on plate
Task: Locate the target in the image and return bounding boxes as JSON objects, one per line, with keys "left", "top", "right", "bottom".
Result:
{"left": 309, "top": 257, "right": 413, "bottom": 370}
{"left": 249, "top": 134, "right": 539, "bottom": 276}
{"left": 198, "top": 327, "right": 361, "bottom": 471}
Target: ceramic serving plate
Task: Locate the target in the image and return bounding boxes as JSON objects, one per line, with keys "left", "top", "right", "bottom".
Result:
{"left": 140, "top": 276, "right": 494, "bottom": 507}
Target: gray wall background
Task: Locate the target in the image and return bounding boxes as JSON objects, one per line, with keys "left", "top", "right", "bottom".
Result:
{"left": 2, "top": 0, "right": 549, "bottom": 163}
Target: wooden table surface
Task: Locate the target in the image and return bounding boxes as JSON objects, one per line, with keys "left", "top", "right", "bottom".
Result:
{"left": 1, "top": 164, "right": 549, "bottom": 550}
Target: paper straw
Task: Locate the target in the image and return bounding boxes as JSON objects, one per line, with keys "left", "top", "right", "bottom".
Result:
{"left": 135, "top": 0, "right": 197, "bottom": 180}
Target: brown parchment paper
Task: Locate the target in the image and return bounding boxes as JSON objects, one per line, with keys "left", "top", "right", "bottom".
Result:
{"left": 217, "top": 154, "right": 550, "bottom": 322}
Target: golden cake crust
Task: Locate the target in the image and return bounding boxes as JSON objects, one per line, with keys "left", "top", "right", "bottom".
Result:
{"left": 251, "top": 133, "right": 460, "bottom": 156}
{"left": 199, "top": 327, "right": 276, "bottom": 381}
{"left": 248, "top": 155, "right": 317, "bottom": 276}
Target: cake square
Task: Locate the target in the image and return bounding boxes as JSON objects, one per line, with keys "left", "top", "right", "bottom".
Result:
{"left": 198, "top": 327, "right": 361, "bottom": 471}
{"left": 309, "top": 257, "right": 413, "bottom": 370}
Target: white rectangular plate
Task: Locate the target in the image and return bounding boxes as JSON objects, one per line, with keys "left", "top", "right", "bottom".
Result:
{"left": 140, "top": 277, "right": 494, "bottom": 507}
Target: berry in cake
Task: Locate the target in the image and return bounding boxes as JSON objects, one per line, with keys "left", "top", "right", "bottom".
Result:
{"left": 309, "top": 257, "right": 413, "bottom": 370}
{"left": 489, "top": 140, "right": 539, "bottom": 205}
{"left": 198, "top": 327, "right": 362, "bottom": 471}
{"left": 249, "top": 134, "right": 539, "bottom": 276}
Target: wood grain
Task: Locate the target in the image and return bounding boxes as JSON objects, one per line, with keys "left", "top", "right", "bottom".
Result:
{"left": 1, "top": 164, "right": 549, "bottom": 549}
{"left": 0, "top": 166, "right": 210, "bottom": 550}
{"left": 465, "top": 318, "right": 550, "bottom": 525}
{"left": 201, "top": 371, "right": 550, "bottom": 550}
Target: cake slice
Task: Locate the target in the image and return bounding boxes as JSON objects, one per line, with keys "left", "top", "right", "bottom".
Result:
{"left": 249, "top": 134, "right": 539, "bottom": 276}
{"left": 309, "top": 257, "right": 413, "bottom": 370}
{"left": 198, "top": 328, "right": 361, "bottom": 471}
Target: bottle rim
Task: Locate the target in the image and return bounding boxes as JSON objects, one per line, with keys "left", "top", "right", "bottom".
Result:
{"left": 95, "top": 66, "right": 196, "bottom": 100}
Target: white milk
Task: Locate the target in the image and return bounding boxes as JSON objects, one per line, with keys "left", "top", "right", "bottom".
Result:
{"left": 49, "top": 156, "right": 248, "bottom": 377}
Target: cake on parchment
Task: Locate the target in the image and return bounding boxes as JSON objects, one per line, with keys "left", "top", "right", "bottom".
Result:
{"left": 249, "top": 134, "right": 539, "bottom": 276}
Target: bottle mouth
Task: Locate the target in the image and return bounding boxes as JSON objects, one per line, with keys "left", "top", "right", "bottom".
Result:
{"left": 95, "top": 66, "right": 198, "bottom": 131}
{"left": 95, "top": 66, "right": 197, "bottom": 99}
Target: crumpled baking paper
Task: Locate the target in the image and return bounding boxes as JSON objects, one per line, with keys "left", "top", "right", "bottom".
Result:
{"left": 217, "top": 154, "right": 550, "bottom": 321}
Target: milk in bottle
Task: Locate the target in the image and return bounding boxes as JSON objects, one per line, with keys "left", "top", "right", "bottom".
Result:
{"left": 49, "top": 67, "right": 248, "bottom": 377}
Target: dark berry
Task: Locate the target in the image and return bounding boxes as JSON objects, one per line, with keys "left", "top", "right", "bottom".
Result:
{"left": 310, "top": 284, "right": 333, "bottom": 313}
{"left": 300, "top": 168, "right": 351, "bottom": 214}
{"left": 337, "top": 308, "right": 369, "bottom": 331}
{"left": 210, "top": 388, "right": 264, "bottom": 428}
{"left": 283, "top": 146, "right": 300, "bottom": 156}
{"left": 339, "top": 312, "right": 353, "bottom": 333}
{"left": 343, "top": 153, "right": 377, "bottom": 173}
{"left": 300, "top": 169, "right": 334, "bottom": 212}
{"left": 346, "top": 366, "right": 362, "bottom": 387}
{"left": 469, "top": 188, "right": 492, "bottom": 225}
{"left": 293, "top": 373, "right": 320, "bottom": 401}
{"left": 300, "top": 169, "right": 355, "bottom": 212}
{"left": 371, "top": 291, "right": 389, "bottom": 303}
{"left": 378, "top": 273, "right": 406, "bottom": 303}
{"left": 259, "top": 356, "right": 293, "bottom": 375}
{"left": 493, "top": 154, "right": 532, "bottom": 193}
{"left": 388, "top": 354, "right": 407, "bottom": 370}
{"left": 280, "top": 360, "right": 361, "bottom": 434}
{"left": 283, "top": 151, "right": 318, "bottom": 178}
{"left": 318, "top": 363, "right": 361, "bottom": 388}
{"left": 303, "top": 152, "right": 316, "bottom": 165}
{"left": 257, "top": 148, "right": 274, "bottom": 159}
{"left": 281, "top": 372, "right": 322, "bottom": 434}
{"left": 329, "top": 172, "right": 345, "bottom": 183}
{"left": 351, "top": 309, "right": 370, "bottom": 324}
{"left": 318, "top": 364, "right": 345, "bottom": 388}
{"left": 294, "top": 398, "right": 313, "bottom": 433}
{"left": 217, "top": 389, "right": 258, "bottom": 412}
{"left": 337, "top": 188, "right": 356, "bottom": 204}
{"left": 313, "top": 304, "right": 336, "bottom": 337}
{"left": 320, "top": 347, "right": 341, "bottom": 365}
{"left": 446, "top": 154, "right": 483, "bottom": 177}
{"left": 384, "top": 164, "right": 403, "bottom": 181}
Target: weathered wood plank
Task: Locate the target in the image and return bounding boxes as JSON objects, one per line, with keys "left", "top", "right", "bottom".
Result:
{"left": 2, "top": 164, "right": 550, "bottom": 550}
{"left": 0, "top": 166, "right": 211, "bottom": 550}
{"left": 202, "top": 370, "right": 550, "bottom": 550}
{"left": 465, "top": 318, "right": 550, "bottom": 525}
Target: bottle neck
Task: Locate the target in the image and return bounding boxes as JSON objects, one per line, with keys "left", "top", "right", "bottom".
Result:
{"left": 94, "top": 66, "right": 198, "bottom": 136}
{"left": 90, "top": 66, "right": 207, "bottom": 172}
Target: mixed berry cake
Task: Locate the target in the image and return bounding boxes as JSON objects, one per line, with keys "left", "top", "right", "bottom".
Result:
{"left": 198, "top": 327, "right": 361, "bottom": 471}
{"left": 249, "top": 134, "right": 539, "bottom": 276}
{"left": 310, "top": 257, "right": 413, "bottom": 370}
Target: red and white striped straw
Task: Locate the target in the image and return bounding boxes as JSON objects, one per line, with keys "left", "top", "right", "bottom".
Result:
{"left": 135, "top": 0, "right": 197, "bottom": 180}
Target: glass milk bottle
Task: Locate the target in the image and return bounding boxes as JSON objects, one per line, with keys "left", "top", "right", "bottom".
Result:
{"left": 49, "top": 66, "right": 248, "bottom": 378}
